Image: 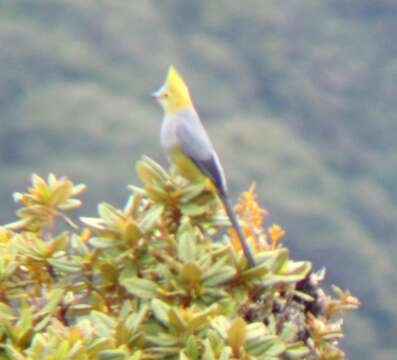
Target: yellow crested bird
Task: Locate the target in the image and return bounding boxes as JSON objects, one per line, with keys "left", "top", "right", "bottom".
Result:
{"left": 151, "top": 66, "right": 255, "bottom": 267}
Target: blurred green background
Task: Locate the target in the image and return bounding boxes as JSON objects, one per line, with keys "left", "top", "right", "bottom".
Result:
{"left": 1, "top": 0, "right": 396, "bottom": 358}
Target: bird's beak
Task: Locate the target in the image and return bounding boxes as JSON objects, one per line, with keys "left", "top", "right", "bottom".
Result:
{"left": 150, "top": 91, "right": 160, "bottom": 100}
{"left": 150, "top": 85, "right": 164, "bottom": 100}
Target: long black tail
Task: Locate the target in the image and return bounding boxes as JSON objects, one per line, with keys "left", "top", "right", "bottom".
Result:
{"left": 218, "top": 190, "right": 256, "bottom": 267}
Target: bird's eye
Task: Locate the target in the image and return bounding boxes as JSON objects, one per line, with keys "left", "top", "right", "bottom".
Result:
{"left": 162, "top": 92, "right": 168, "bottom": 98}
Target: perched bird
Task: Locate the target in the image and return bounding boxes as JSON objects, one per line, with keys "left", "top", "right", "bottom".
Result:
{"left": 151, "top": 66, "right": 255, "bottom": 267}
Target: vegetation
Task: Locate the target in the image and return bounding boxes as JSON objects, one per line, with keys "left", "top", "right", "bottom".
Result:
{"left": 0, "top": 158, "right": 358, "bottom": 359}
{"left": 0, "top": 1, "right": 395, "bottom": 358}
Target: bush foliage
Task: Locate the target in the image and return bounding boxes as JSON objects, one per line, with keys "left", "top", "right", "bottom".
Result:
{"left": 0, "top": 157, "right": 359, "bottom": 359}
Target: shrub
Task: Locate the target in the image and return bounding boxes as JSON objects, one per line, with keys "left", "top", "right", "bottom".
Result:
{"left": 0, "top": 157, "right": 359, "bottom": 359}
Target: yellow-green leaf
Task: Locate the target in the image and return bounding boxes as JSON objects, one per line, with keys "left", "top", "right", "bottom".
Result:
{"left": 121, "top": 277, "right": 157, "bottom": 299}
{"left": 227, "top": 317, "right": 246, "bottom": 352}
{"left": 139, "top": 204, "right": 164, "bottom": 232}
{"left": 48, "top": 180, "right": 72, "bottom": 206}
{"left": 151, "top": 299, "right": 171, "bottom": 327}
{"left": 123, "top": 218, "right": 142, "bottom": 245}
{"left": 177, "top": 223, "right": 197, "bottom": 262}
{"left": 98, "top": 202, "right": 124, "bottom": 225}
{"left": 180, "top": 261, "right": 201, "bottom": 287}
{"left": 168, "top": 308, "right": 187, "bottom": 332}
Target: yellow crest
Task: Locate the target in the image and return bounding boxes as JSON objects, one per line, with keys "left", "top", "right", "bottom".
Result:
{"left": 163, "top": 66, "right": 193, "bottom": 112}
{"left": 152, "top": 66, "right": 193, "bottom": 113}
{"left": 165, "top": 66, "right": 187, "bottom": 92}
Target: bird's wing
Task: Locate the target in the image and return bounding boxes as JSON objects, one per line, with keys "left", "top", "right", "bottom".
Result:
{"left": 177, "top": 120, "right": 227, "bottom": 192}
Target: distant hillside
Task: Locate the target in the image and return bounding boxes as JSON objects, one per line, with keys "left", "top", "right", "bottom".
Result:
{"left": 1, "top": 1, "right": 396, "bottom": 358}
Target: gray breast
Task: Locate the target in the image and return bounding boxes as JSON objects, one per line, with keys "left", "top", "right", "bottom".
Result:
{"left": 160, "top": 109, "right": 203, "bottom": 152}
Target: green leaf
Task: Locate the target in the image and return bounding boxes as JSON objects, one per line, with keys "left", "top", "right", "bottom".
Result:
{"left": 179, "top": 351, "right": 191, "bottom": 360}
{"left": 179, "top": 203, "right": 207, "bottom": 216}
{"left": 151, "top": 299, "right": 171, "bottom": 327}
{"left": 54, "top": 340, "right": 69, "bottom": 360}
{"left": 80, "top": 216, "right": 107, "bottom": 230}
{"left": 47, "top": 231, "right": 69, "bottom": 255}
{"left": 177, "top": 223, "right": 197, "bottom": 262}
{"left": 187, "top": 304, "right": 219, "bottom": 333}
{"left": 48, "top": 181, "right": 72, "bottom": 206}
{"left": 139, "top": 204, "right": 164, "bottom": 232}
{"left": 202, "top": 265, "right": 236, "bottom": 287}
{"left": 16, "top": 304, "right": 33, "bottom": 336}
{"left": 146, "top": 333, "right": 179, "bottom": 347}
{"left": 210, "top": 316, "right": 229, "bottom": 340}
{"left": 70, "top": 183, "right": 86, "bottom": 196}
{"left": 127, "top": 351, "right": 143, "bottom": 360}
{"left": 90, "top": 237, "right": 121, "bottom": 249}
{"left": 0, "top": 303, "right": 15, "bottom": 321}
{"left": 17, "top": 205, "right": 47, "bottom": 219}
{"left": 219, "top": 348, "right": 231, "bottom": 360}
{"left": 99, "top": 349, "right": 128, "bottom": 360}
{"left": 201, "top": 256, "right": 228, "bottom": 280}
{"left": 246, "top": 323, "right": 286, "bottom": 357}
{"left": 128, "top": 185, "right": 146, "bottom": 195}
{"left": 281, "top": 261, "right": 312, "bottom": 278}
{"left": 136, "top": 157, "right": 167, "bottom": 186}
{"left": 178, "top": 183, "right": 207, "bottom": 203}
{"left": 241, "top": 262, "right": 270, "bottom": 280}
{"left": 142, "top": 156, "right": 169, "bottom": 182}
{"left": 123, "top": 219, "right": 142, "bottom": 245}
{"left": 285, "top": 342, "right": 310, "bottom": 358}
{"left": 0, "top": 258, "right": 17, "bottom": 279}
{"left": 48, "top": 258, "right": 82, "bottom": 273}
{"left": 91, "top": 311, "right": 115, "bottom": 337}
{"left": 168, "top": 308, "right": 187, "bottom": 332}
{"left": 31, "top": 174, "right": 49, "bottom": 197}
{"left": 47, "top": 173, "right": 57, "bottom": 186}
{"left": 3, "top": 344, "right": 26, "bottom": 360}
{"left": 180, "top": 261, "right": 201, "bottom": 287}
{"left": 58, "top": 198, "right": 82, "bottom": 210}
{"left": 290, "top": 290, "right": 315, "bottom": 302}
{"left": 202, "top": 339, "right": 216, "bottom": 360}
{"left": 98, "top": 202, "right": 124, "bottom": 225}
{"left": 3, "top": 217, "right": 34, "bottom": 231}
{"left": 125, "top": 304, "right": 149, "bottom": 333}
{"left": 185, "top": 335, "right": 199, "bottom": 360}
{"left": 268, "top": 265, "right": 311, "bottom": 285}
{"left": 121, "top": 277, "right": 157, "bottom": 299}
{"left": 119, "top": 264, "right": 138, "bottom": 284}
{"left": 35, "top": 288, "right": 65, "bottom": 319}
{"left": 227, "top": 317, "right": 246, "bottom": 352}
{"left": 271, "top": 248, "right": 289, "bottom": 273}
{"left": 14, "top": 304, "right": 33, "bottom": 347}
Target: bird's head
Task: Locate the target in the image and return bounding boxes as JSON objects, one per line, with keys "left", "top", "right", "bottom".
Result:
{"left": 151, "top": 66, "right": 193, "bottom": 114}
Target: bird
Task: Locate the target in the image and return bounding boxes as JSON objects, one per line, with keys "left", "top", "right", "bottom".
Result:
{"left": 151, "top": 66, "right": 255, "bottom": 267}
